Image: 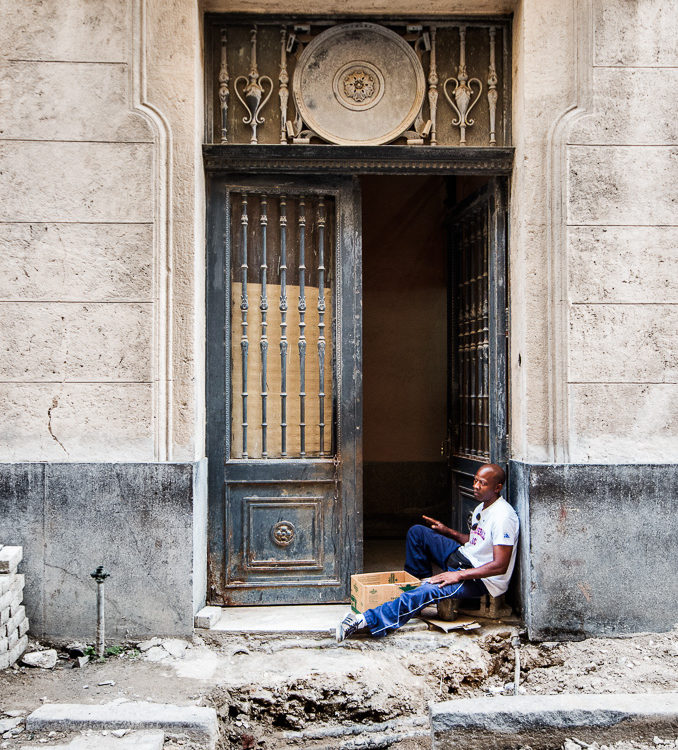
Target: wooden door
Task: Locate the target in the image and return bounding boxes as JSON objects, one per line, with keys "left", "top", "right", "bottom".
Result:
{"left": 207, "top": 175, "right": 362, "bottom": 605}
{"left": 446, "top": 179, "right": 508, "bottom": 530}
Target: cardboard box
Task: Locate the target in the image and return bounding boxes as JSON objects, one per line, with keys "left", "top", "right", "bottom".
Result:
{"left": 350, "top": 570, "right": 421, "bottom": 613}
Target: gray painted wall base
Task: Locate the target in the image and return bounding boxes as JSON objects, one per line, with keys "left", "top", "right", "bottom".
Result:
{"left": 0, "top": 461, "right": 207, "bottom": 641}
{"left": 511, "top": 461, "right": 678, "bottom": 640}
{"left": 4, "top": 458, "right": 676, "bottom": 641}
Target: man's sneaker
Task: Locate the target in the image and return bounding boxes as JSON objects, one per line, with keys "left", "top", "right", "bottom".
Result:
{"left": 336, "top": 612, "right": 363, "bottom": 643}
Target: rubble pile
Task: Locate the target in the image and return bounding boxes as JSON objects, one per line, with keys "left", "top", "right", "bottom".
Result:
{"left": 202, "top": 631, "right": 504, "bottom": 749}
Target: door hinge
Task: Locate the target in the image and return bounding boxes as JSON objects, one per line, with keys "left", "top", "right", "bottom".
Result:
{"left": 332, "top": 455, "right": 340, "bottom": 502}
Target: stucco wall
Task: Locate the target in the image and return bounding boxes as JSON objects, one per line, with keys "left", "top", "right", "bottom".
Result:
{"left": 0, "top": 461, "right": 207, "bottom": 641}
{"left": 0, "top": 0, "right": 204, "bottom": 462}
{"left": 0, "top": 0, "right": 154, "bottom": 460}
{"left": 1, "top": 0, "right": 676, "bottom": 641}
{"left": 564, "top": 0, "right": 678, "bottom": 463}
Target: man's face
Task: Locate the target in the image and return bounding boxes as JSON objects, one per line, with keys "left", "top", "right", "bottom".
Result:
{"left": 473, "top": 466, "right": 501, "bottom": 503}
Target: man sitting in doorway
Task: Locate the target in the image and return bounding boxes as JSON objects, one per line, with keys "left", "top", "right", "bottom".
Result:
{"left": 336, "top": 463, "right": 518, "bottom": 641}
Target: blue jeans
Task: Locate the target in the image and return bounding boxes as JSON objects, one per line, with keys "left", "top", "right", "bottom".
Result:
{"left": 404, "top": 524, "right": 462, "bottom": 578}
{"left": 363, "top": 525, "right": 486, "bottom": 637}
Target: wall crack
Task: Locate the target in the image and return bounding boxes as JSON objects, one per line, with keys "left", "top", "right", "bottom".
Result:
{"left": 47, "top": 397, "right": 69, "bottom": 456}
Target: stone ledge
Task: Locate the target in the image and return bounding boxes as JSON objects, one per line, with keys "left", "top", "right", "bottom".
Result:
{"left": 26, "top": 702, "right": 219, "bottom": 748}
{"left": 430, "top": 693, "right": 678, "bottom": 750}
{"left": 21, "top": 730, "right": 165, "bottom": 750}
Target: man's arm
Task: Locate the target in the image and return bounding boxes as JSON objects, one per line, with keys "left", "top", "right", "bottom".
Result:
{"left": 421, "top": 515, "right": 470, "bottom": 545}
{"left": 427, "top": 544, "right": 513, "bottom": 587}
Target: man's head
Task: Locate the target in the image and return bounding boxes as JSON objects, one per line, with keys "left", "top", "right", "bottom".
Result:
{"left": 473, "top": 463, "right": 505, "bottom": 505}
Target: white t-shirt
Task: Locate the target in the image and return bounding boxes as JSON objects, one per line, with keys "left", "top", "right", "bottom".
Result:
{"left": 460, "top": 497, "right": 519, "bottom": 597}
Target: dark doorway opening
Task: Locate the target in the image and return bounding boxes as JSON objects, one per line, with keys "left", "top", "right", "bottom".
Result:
{"left": 361, "top": 174, "right": 502, "bottom": 573}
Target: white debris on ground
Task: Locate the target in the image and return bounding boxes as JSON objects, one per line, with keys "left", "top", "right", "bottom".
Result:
{"left": 558, "top": 740, "right": 678, "bottom": 750}
{"left": 20, "top": 650, "right": 57, "bottom": 670}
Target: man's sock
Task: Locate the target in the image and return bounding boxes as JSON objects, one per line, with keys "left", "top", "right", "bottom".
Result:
{"left": 355, "top": 613, "right": 367, "bottom": 629}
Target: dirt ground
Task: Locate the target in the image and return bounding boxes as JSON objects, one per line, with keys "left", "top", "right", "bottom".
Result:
{"left": 1, "top": 617, "right": 677, "bottom": 750}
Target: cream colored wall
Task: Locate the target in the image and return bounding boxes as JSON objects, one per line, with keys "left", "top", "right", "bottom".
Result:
{"left": 563, "top": 0, "right": 678, "bottom": 463}
{"left": 0, "top": 0, "right": 157, "bottom": 460}
{"left": 0, "top": 0, "right": 204, "bottom": 461}
{"left": 1, "top": 0, "right": 674, "bottom": 464}
{"left": 508, "top": 0, "right": 578, "bottom": 463}
{"left": 508, "top": 0, "right": 678, "bottom": 464}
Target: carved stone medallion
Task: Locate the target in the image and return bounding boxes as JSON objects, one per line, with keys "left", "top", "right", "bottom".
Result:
{"left": 333, "top": 62, "right": 385, "bottom": 111}
{"left": 293, "top": 23, "right": 426, "bottom": 146}
{"left": 271, "top": 521, "right": 295, "bottom": 547}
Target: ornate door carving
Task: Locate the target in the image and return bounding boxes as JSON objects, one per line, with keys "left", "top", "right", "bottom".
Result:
{"left": 205, "top": 18, "right": 511, "bottom": 148}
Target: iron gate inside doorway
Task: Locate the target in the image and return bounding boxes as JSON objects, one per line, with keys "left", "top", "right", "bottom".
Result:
{"left": 447, "top": 180, "right": 508, "bottom": 529}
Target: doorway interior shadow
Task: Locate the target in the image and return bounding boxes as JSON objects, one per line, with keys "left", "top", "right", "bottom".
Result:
{"left": 361, "top": 174, "right": 494, "bottom": 572}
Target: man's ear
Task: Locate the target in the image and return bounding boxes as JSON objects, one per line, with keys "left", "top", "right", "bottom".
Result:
{"left": 495, "top": 482, "right": 503, "bottom": 495}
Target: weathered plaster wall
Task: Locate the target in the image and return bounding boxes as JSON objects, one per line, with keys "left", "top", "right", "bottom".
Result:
{"left": 0, "top": 0, "right": 155, "bottom": 460}
{"left": 564, "top": 0, "right": 678, "bottom": 463}
{"left": 511, "top": 461, "right": 678, "bottom": 639}
{"left": 1, "top": 0, "right": 676, "bottom": 641}
{"left": 0, "top": 0, "right": 204, "bottom": 462}
{"left": 2, "top": 0, "right": 674, "bottom": 465}
{"left": 506, "top": 0, "right": 678, "bottom": 465}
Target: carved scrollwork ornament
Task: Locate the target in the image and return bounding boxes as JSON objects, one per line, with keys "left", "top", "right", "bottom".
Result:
{"left": 234, "top": 26, "right": 273, "bottom": 145}
{"left": 213, "top": 20, "right": 510, "bottom": 148}
{"left": 443, "top": 26, "right": 483, "bottom": 146}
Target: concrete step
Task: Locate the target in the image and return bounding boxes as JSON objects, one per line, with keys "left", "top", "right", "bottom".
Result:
{"left": 195, "top": 603, "right": 431, "bottom": 636}
{"left": 196, "top": 603, "right": 347, "bottom": 635}
{"left": 430, "top": 692, "right": 678, "bottom": 750}
{"left": 21, "top": 730, "right": 165, "bottom": 750}
{"left": 26, "top": 702, "right": 218, "bottom": 750}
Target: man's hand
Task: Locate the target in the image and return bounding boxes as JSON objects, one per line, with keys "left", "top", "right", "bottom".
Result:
{"left": 422, "top": 516, "right": 470, "bottom": 545}
{"left": 426, "top": 570, "right": 464, "bottom": 588}
{"left": 422, "top": 515, "right": 450, "bottom": 536}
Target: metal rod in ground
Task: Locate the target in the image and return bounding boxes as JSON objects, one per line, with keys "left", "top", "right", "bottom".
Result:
{"left": 90, "top": 565, "right": 110, "bottom": 659}
{"left": 512, "top": 632, "right": 521, "bottom": 695}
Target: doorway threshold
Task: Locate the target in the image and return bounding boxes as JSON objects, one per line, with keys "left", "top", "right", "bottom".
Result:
{"left": 195, "top": 604, "right": 348, "bottom": 635}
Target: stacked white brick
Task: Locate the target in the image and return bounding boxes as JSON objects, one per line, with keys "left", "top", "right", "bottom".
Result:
{"left": 0, "top": 545, "right": 29, "bottom": 669}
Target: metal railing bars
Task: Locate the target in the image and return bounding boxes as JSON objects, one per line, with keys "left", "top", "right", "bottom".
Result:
{"left": 240, "top": 194, "right": 249, "bottom": 457}
{"left": 259, "top": 195, "right": 269, "bottom": 457}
